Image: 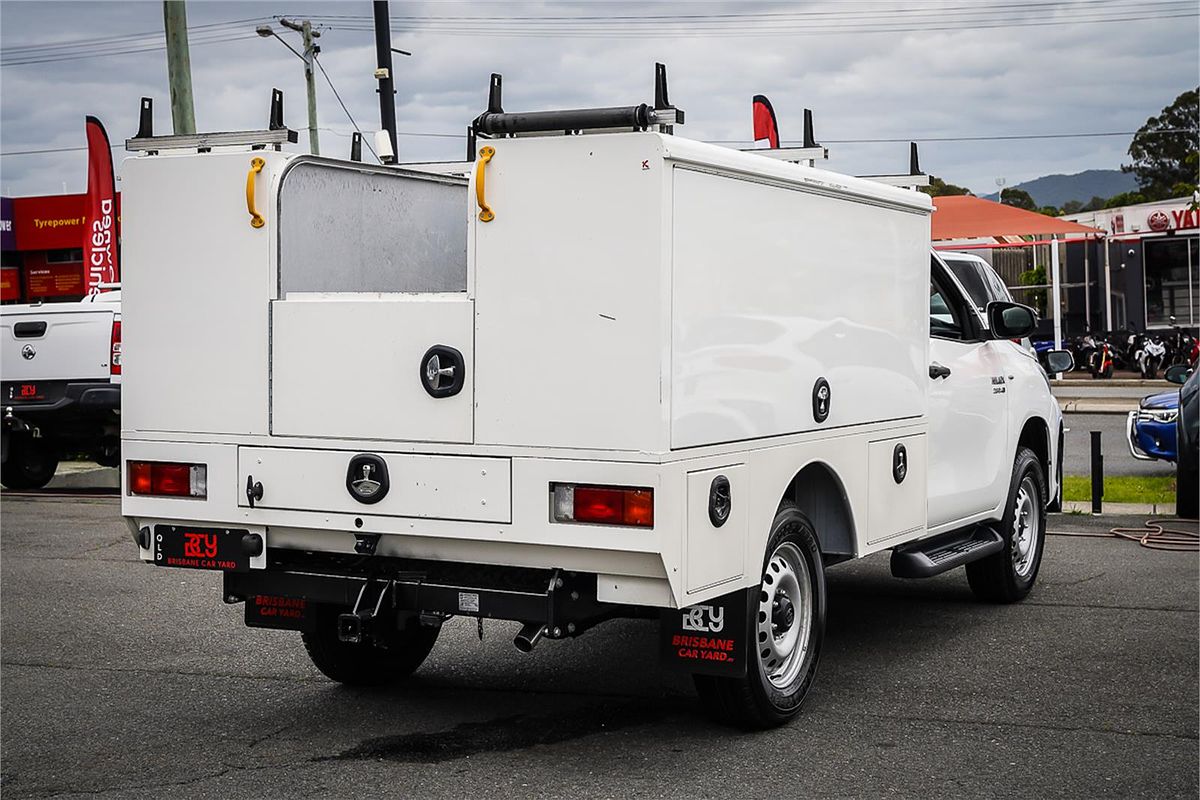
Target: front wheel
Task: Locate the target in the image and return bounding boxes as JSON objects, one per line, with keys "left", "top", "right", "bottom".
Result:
{"left": 302, "top": 605, "right": 440, "bottom": 687}
{"left": 694, "top": 502, "right": 826, "bottom": 729}
{"left": 966, "top": 447, "right": 1047, "bottom": 603}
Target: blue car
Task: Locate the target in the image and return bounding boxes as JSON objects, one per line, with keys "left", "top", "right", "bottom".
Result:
{"left": 1127, "top": 389, "right": 1179, "bottom": 462}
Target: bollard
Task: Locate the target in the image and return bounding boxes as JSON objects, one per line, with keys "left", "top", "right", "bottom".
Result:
{"left": 1090, "top": 431, "right": 1103, "bottom": 514}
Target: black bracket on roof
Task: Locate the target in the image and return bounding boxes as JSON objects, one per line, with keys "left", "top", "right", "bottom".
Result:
{"left": 268, "top": 88, "right": 286, "bottom": 131}
{"left": 909, "top": 142, "right": 922, "bottom": 176}
{"left": 350, "top": 131, "right": 363, "bottom": 162}
{"left": 466, "top": 63, "right": 684, "bottom": 160}
{"left": 135, "top": 97, "right": 153, "bottom": 139}
{"left": 803, "top": 109, "right": 820, "bottom": 149}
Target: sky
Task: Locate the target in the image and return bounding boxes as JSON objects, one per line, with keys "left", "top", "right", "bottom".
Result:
{"left": 0, "top": 0, "right": 1197, "bottom": 198}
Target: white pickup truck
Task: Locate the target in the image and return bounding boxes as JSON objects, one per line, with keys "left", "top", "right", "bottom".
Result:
{"left": 120, "top": 77, "right": 1071, "bottom": 729}
{"left": 1, "top": 290, "right": 121, "bottom": 488}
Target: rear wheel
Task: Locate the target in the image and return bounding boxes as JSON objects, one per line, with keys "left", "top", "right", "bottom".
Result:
{"left": 967, "top": 447, "right": 1046, "bottom": 603}
{"left": 694, "top": 502, "right": 826, "bottom": 729}
{"left": 302, "top": 605, "right": 439, "bottom": 687}
{"left": 1, "top": 436, "right": 59, "bottom": 490}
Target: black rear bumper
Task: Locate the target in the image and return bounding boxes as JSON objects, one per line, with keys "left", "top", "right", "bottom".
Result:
{"left": 2, "top": 380, "right": 120, "bottom": 419}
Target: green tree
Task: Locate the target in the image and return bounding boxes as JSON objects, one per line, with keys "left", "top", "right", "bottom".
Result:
{"left": 1060, "top": 200, "right": 1084, "bottom": 215}
{"left": 1079, "top": 195, "right": 1107, "bottom": 212}
{"left": 1038, "top": 205, "right": 1060, "bottom": 217}
{"left": 1102, "top": 190, "right": 1147, "bottom": 209}
{"left": 1019, "top": 265, "right": 1047, "bottom": 316}
{"left": 1000, "top": 188, "right": 1037, "bottom": 211}
{"left": 1123, "top": 88, "right": 1199, "bottom": 201}
{"left": 921, "top": 175, "right": 973, "bottom": 197}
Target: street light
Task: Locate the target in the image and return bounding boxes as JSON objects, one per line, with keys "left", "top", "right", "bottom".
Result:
{"left": 257, "top": 20, "right": 321, "bottom": 155}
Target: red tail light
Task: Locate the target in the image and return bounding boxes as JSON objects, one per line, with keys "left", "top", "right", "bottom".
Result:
{"left": 551, "top": 483, "right": 653, "bottom": 528}
{"left": 127, "top": 461, "right": 207, "bottom": 498}
{"left": 110, "top": 319, "right": 121, "bottom": 376}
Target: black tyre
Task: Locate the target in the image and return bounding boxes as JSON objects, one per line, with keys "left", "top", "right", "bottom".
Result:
{"left": 1, "top": 436, "right": 59, "bottom": 490}
{"left": 302, "top": 605, "right": 439, "bottom": 687}
{"left": 694, "top": 501, "right": 826, "bottom": 729}
{"left": 966, "top": 447, "right": 1047, "bottom": 603}
{"left": 1177, "top": 460, "right": 1198, "bottom": 520}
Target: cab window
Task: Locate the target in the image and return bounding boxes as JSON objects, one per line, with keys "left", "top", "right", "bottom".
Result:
{"left": 930, "top": 269, "right": 968, "bottom": 340}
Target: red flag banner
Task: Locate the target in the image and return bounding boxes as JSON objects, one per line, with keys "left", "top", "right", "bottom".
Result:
{"left": 84, "top": 116, "right": 118, "bottom": 293}
{"left": 752, "top": 95, "right": 780, "bottom": 149}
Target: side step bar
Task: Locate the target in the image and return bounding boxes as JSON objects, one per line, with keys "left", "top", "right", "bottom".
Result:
{"left": 890, "top": 525, "right": 1004, "bottom": 578}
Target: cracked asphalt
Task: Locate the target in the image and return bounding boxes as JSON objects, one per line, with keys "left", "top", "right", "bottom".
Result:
{"left": 1, "top": 495, "right": 1196, "bottom": 799}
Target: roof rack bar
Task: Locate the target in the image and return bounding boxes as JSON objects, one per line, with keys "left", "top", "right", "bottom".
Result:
{"left": 475, "top": 104, "right": 665, "bottom": 136}
{"left": 126, "top": 128, "right": 298, "bottom": 153}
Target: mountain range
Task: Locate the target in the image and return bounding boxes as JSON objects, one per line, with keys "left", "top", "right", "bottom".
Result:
{"left": 979, "top": 169, "right": 1138, "bottom": 208}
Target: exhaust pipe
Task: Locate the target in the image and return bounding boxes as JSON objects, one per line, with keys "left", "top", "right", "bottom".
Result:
{"left": 513, "top": 622, "right": 546, "bottom": 653}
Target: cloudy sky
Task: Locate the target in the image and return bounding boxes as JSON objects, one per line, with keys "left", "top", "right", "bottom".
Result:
{"left": 0, "top": 0, "right": 1197, "bottom": 198}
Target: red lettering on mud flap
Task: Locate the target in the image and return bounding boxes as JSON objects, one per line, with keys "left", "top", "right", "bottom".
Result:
{"left": 659, "top": 588, "right": 749, "bottom": 678}
{"left": 245, "top": 595, "right": 313, "bottom": 632}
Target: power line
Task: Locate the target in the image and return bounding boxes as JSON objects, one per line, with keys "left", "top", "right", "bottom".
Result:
{"left": 312, "top": 56, "right": 380, "bottom": 163}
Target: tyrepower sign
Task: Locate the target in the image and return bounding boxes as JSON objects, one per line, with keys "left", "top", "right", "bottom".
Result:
{"left": 11, "top": 193, "right": 121, "bottom": 251}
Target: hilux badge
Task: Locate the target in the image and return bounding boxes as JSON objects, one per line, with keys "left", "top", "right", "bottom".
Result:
{"left": 21, "top": 344, "right": 35, "bottom": 360}
{"left": 346, "top": 454, "right": 389, "bottom": 504}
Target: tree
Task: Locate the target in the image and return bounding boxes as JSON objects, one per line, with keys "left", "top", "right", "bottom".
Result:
{"left": 1060, "top": 200, "right": 1084, "bottom": 215}
{"left": 1000, "top": 188, "right": 1037, "bottom": 211}
{"left": 1019, "top": 265, "right": 1047, "bottom": 316}
{"left": 1038, "top": 205, "right": 1061, "bottom": 217}
{"left": 1102, "top": 191, "right": 1147, "bottom": 209}
{"left": 921, "top": 176, "right": 973, "bottom": 198}
{"left": 1123, "top": 88, "right": 1199, "bottom": 201}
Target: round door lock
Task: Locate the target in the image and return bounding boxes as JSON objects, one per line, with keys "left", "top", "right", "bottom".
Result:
{"left": 708, "top": 475, "right": 732, "bottom": 527}
{"left": 812, "top": 377, "right": 831, "bottom": 423}
{"left": 346, "top": 454, "right": 389, "bottom": 504}
{"left": 420, "top": 345, "right": 466, "bottom": 398}
{"left": 893, "top": 443, "right": 908, "bottom": 484}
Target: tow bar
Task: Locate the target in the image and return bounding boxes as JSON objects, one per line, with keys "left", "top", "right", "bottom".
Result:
{"left": 337, "top": 578, "right": 392, "bottom": 644}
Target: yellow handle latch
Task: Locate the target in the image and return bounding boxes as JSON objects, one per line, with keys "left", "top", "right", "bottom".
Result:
{"left": 246, "top": 157, "right": 266, "bottom": 229}
{"left": 476, "top": 146, "right": 495, "bottom": 222}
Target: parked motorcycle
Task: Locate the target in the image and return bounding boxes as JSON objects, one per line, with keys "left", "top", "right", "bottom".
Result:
{"left": 1132, "top": 333, "right": 1167, "bottom": 379}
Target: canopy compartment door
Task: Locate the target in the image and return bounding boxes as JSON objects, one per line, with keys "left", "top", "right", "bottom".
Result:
{"left": 269, "top": 158, "right": 472, "bottom": 443}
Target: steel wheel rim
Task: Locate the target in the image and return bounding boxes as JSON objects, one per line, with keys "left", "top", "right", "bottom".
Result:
{"left": 757, "top": 541, "right": 813, "bottom": 689}
{"left": 1011, "top": 475, "right": 1040, "bottom": 578}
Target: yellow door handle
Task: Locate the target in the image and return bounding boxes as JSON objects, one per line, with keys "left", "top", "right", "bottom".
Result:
{"left": 246, "top": 157, "right": 265, "bottom": 229}
{"left": 476, "top": 146, "right": 495, "bottom": 222}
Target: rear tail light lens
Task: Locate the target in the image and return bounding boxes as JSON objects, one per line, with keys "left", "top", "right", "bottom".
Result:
{"left": 551, "top": 483, "right": 653, "bottom": 528}
{"left": 110, "top": 319, "right": 121, "bottom": 376}
{"left": 127, "top": 461, "right": 207, "bottom": 498}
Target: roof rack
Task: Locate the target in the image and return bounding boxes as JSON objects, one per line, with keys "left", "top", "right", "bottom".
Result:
{"left": 858, "top": 142, "right": 930, "bottom": 190}
{"left": 466, "top": 63, "right": 684, "bottom": 160}
{"left": 126, "top": 91, "right": 298, "bottom": 154}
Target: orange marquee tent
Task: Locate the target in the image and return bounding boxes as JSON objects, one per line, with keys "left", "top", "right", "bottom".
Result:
{"left": 931, "top": 194, "right": 1101, "bottom": 240}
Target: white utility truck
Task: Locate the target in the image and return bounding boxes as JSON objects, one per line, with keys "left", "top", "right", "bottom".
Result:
{"left": 2, "top": 289, "right": 122, "bottom": 488}
{"left": 120, "top": 73, "right": 1070, "bottom": 728}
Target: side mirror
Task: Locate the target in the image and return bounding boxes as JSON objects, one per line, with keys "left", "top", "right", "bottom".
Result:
{"left": 1046, "top": 349, "right": 1075, "bottom": 374}
{"left": 987, "top": 301, "right": 1037, "bottom": 339}
{"left": 1165, "top": 364, "right": 1192, "bottom": 385}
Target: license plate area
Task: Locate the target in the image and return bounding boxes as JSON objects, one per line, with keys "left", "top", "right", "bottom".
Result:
{"left": 153, "top": 525, "right": 250, "bottom": 571}
{"left": 3, "top": 380, "right": 63, "bottom": 404}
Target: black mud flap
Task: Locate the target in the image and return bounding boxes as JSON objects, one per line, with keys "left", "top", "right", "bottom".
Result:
{"left": 659, "top": 587, "right": 750, "bottom": 678}
{"left": 244, "top": 594, "right": 315, "bottom": 632}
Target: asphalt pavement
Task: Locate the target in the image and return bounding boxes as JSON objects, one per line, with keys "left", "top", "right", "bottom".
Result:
{"left": 1, "top": 495, "right": 1196, "bottom": 799}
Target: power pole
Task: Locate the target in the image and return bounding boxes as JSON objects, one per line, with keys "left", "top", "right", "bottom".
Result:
{"left": 162, "top": 1, "right": 196, "bottom": 134}
{"left": 279, "top": 18, "right": 320, "bottom": 155}
{"left": 373, "top": 0, "right": 398, "bottom": 162}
